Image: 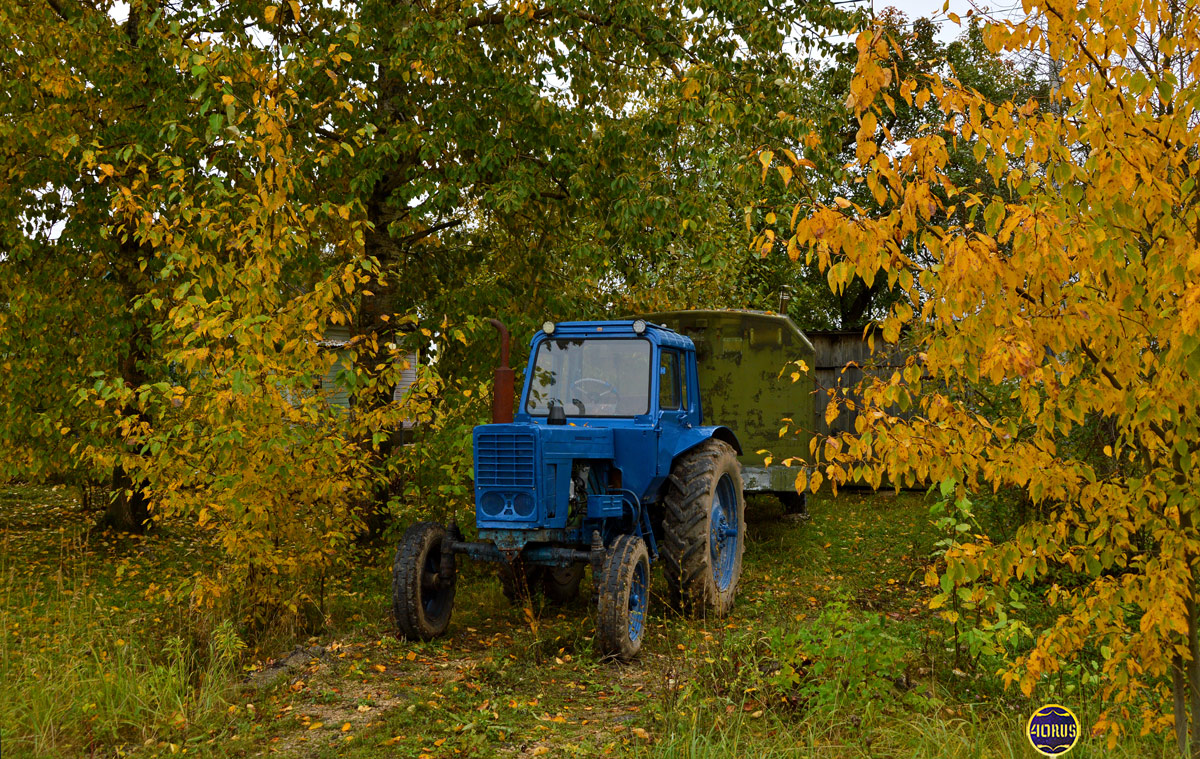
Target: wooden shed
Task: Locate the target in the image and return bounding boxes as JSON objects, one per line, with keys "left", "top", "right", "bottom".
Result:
{"left": 807, "top": 329, "right": 910, "bottom": 438}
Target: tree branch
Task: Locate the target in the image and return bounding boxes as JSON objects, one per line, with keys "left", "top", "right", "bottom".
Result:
{"left": 43, "top": 0, "right": 69, "bottom": 22}
{"left": 396, "top": 219, "right": 463, "bottom": 246}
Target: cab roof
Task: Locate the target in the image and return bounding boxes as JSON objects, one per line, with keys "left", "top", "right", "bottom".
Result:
{"left": 535, "top": 320, "right": 693, "bottom": 351}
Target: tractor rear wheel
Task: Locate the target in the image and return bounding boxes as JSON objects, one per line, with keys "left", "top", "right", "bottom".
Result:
{"left": 392, "top": 522, "right": 456, "bottom": 640}
{"left": 543, "top": 563, "right": 585, "bottom": 603}
{"left": 662, "top": 439, "right": 745, "bottom": 617}
{"left": 596, "top": 535, "right": 650, "bottom": 661}
{"left": 499, "top": 558, "right": 544, "bottom": 604}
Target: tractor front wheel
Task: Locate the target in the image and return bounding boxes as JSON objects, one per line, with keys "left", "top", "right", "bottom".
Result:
{"left": 662, "top": 439, "right": 745, "bottom": 617}
{"left": 596, "top": 535, "right": 650, "bottom": 661}
{"left": 392, "top": 522, "right": 456, "bottom": 640}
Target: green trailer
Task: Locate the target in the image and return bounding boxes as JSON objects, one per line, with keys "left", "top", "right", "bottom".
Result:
{"left": 638, "top": 310, "right": 814, "bottom": 514}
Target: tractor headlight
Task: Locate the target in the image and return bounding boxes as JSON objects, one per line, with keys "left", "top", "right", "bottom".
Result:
{"left": 542, "top": 321, "right": 555, "bottom": 335}
{"left": 633, "top": 319, "right": 646, "bottom": 335}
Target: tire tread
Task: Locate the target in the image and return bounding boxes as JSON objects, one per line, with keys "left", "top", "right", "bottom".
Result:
{"left": 392, "top": 522, "right": 455, "bottom": 640}
{"left": 596, "top": 535, "right": 649, "bottom": 661}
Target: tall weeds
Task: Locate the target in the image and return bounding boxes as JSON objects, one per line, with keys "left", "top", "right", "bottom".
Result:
{"left": 0, "top": 539, "right": 244, "bottom": 757}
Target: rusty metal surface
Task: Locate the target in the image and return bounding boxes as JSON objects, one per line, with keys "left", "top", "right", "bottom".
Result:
{"left": 637, "top": 310, "right": 816, "bottom": 489}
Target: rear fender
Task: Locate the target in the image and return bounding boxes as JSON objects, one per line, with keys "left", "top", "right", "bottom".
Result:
{"left": 670, "top": 426, "right": 742, "bottom": 464}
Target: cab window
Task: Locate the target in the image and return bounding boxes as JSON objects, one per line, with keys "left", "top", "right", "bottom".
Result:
{"left": 679, "top": 356, "right": 689, "bottom": 411}
{"left": 525, "top": 338, "right": 651, "bottom": 417}
{"left": 659, "top": 350, "right": 681, "bottom": 410}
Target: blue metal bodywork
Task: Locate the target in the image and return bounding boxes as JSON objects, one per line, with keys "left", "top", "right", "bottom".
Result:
{"left": 471, "top": 321, "right": 740, "bottom": 560}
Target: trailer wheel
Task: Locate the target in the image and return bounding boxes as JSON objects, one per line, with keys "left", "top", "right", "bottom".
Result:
{"left": 543, "top": 563, "right": 585, "bottom": 603}
{"left": 392, "top": 522, "right": 456, "bottom": 640}
{"left": 596, "top": 535, "right": 650, "bottom": 661}
{"left": 663, "top": 439, "right": 745, "bottom": 617}
{"left": 499, "top": 558, "right": 544, "bottom": 604}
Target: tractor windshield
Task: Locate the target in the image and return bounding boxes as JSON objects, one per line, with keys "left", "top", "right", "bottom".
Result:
{"left": 525, "top": 338, "right": 651, "bottom": 418}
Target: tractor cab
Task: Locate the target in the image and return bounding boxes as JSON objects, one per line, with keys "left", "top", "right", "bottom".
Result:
{"left": 519, "top": 319, "right": 700, "bottom": 429}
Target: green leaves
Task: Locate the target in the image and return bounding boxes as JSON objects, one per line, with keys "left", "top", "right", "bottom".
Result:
{"left": 0, "top": 0, "right": 388, "bottom": 619}
{"left": 1, "top": 0, "right": 867, "bottom": 625}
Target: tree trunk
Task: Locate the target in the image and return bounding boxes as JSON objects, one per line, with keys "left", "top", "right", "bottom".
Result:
{"left": 1189, "top": 579, "right": 1200, "bottom": 758}
{"left": 1175, "top": 651, "right": 1188, "bottom": 756}
{"left": 106, "top": 234, "right": 153, "bottom": 534}
{"left": 104, "top": 464, "right": 151, "bottom": 533}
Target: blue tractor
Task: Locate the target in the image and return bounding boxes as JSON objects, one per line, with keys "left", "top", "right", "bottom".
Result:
{"left": 392, "top": 319, "right": 745, "bottom": 660}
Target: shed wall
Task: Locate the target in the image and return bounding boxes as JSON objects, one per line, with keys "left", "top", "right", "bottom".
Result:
{"left": 318, "top": 325, "right": 420, "bottom": 420}
{"left": 808, "top": 330, "right": 909, "bottom": 438}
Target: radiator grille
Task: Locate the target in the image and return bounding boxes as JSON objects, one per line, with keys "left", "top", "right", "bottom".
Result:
{"left": 475, "top": 431, "right": 536, "bottom": 489}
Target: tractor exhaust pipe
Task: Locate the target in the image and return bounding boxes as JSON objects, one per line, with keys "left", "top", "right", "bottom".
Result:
{"left": 487, "top": 318, "right": 515, "bottom": 424}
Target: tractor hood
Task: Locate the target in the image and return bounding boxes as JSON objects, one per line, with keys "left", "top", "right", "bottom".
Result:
{"left": 473, "top": 422, "right": 614, "bottom": 529}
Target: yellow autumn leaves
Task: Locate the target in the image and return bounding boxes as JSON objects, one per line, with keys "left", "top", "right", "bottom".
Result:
{"left": 776, "top": 0, "right": 1200, "bottom": 743}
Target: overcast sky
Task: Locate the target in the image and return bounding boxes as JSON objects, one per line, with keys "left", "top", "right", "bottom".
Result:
{"left": 874, "top": 0, "right": 993, "bottom": 42}
{"left": 107, "top": 0, "right": 1009, "bottom": 46}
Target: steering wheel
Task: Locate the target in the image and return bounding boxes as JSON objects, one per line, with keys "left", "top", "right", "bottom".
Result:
{"left": 570, "top": 377, "right": 619, "bottom": 411}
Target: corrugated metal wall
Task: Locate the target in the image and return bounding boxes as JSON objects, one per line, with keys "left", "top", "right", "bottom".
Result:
{"left": 317, "top": 326, "right": 420, "bottom": 420}
{"left": 392, "top": 351, "right": 420, "bottom": 428}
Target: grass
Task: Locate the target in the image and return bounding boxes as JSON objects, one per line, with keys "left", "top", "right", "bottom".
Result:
{"left": 0, "top": 485, "right": 244, "bottom": 756}
{"left": 0, "top": 484, "right": 1179, "bottom": 757}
